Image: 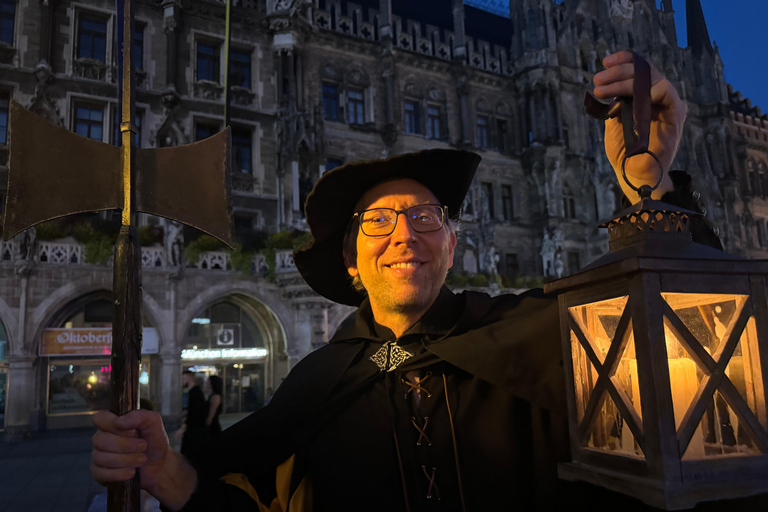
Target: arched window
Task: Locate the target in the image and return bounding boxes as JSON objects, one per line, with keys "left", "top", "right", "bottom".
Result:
{"left": 562, "top": 183, "right": 576, "bottom": 219}
{"left": 46, "top": 295, "right": 155, "bottom": 419}
{"left": 526, "top": 9, "right": 540, "bottom": 50}
{"left": 760, "top": 162, "right": 768, "bottom": 199}
{"left": 183, "top": 300, "right": 268, "bottom": 414}
{"left": 747, "top": 160, "right": 760, "bottom": 197}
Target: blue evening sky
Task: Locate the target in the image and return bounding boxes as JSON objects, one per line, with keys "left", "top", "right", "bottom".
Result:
{"left": 466, "top": 0, "right": 768, "bottom": 113}
{"left": 671, "top": 0, "right": 768, "bottom": 113}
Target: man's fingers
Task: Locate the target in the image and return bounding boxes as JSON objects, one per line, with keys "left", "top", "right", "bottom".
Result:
{"left": 92, "top": 449, "right": 147, "bottom": 469}
{"left": 593, "top": 78, "right": 634, "bottom": 99}
{"left": 603, "top": 50, "right": 634, "bottom": 68}
{"left": 92, "top": 428, "right": 148, "bottom": 454}
{"left": 594, "top": 63, "right": 634, "bottom": 87}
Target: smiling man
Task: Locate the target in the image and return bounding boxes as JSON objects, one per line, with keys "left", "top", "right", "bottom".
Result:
{"left": 90, "top": 51, "right": 753, "bottom": 511}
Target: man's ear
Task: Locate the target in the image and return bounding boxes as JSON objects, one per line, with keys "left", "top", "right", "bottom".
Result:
{"left": 344, "top": 247, "right": 359, "bottom": 277}
{"left": 447, "top": 230, "right": 457, "bottom": 270}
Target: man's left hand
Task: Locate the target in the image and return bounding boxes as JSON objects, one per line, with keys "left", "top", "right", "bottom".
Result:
{"left": 593, "top": 50, "right": 687, "bottom": 202}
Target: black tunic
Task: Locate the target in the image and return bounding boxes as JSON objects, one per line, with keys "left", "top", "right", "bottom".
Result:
{"left": 181, "top": 287, "right": 768, "bottom": 511}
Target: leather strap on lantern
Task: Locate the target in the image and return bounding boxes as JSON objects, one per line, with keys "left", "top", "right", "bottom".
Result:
{"left": 584, "top": 52, "right": 663, "bottom": 197}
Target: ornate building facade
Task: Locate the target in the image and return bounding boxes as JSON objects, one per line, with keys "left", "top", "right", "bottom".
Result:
{"left": 0, "top": 0, "right": 765, "bottom": 436}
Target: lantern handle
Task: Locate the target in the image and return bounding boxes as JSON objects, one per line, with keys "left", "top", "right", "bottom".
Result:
{"left": 621, "top": 150, "right": 664, "bottom": 199}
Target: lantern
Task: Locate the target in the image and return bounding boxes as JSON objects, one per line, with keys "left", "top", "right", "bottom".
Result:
{"left": 544, "top": 187, "right": 768, "bottom": 509}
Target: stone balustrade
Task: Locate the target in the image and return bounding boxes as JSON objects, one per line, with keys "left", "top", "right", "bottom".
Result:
{"left": 13, "top": 240, "right": 298, "bottom": 275}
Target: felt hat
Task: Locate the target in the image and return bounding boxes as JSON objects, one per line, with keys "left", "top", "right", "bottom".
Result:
{"left": 293, "top": 148, "right": 481, "bottom": 306}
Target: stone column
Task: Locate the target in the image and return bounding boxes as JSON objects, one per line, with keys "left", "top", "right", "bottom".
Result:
{"left": 163, "top": 0, "right": 181, "bottom": 89}
{"left": 4, "top": 355, "right": 36, "bottom": 438}
{"left": 378, "top": 0, "right": 392, "bottom": 41}
{"left": 158, "top": 351, "right": 183, "bottom": 431}
{"left": 451, "top": 0, "right": 466, "bottom": 62}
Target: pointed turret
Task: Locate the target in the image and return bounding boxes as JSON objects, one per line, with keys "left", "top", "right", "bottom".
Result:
{"left": 686, "top": 0, "right": 713, "bottom": 57}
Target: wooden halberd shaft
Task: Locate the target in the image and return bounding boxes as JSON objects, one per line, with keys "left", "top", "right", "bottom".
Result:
{"left": 108, "top": 0, "right": 142, "bottom": 509}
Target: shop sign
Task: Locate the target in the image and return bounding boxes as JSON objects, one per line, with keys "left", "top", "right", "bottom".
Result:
{"left": 180, "top": 347, "right": 268, "bottom": 360}
{"left": 41, "top": 327, "right": 160, "bottom": 356}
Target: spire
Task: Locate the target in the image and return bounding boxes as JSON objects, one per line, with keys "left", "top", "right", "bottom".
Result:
{"left": 686, "top": 0, "right": 713, "bottom": 57}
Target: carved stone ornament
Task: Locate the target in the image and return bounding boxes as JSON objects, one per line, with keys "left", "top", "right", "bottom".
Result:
{"left": 428, "top": 88, "right": 442, "bottom": 101}
{"left": 405, "top": 82, "right": 419, "bottom": 96}
{"left": 274, "top": 0, "right": 296, "bottom": 11}
{"left": 322, "top": 63, "right": 338, "bottom": 79}
{"left": 350, "top": 70, "right": 363, "bottom": 85}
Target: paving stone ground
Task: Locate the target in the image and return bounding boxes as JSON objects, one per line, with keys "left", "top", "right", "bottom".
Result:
{"left": 0, "top": 414, "right": 248, "bottom": 512}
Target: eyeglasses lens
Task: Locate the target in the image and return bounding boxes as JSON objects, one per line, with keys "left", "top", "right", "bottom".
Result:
{"left": 359, "top": 205, "right": 444, "bottom": 236}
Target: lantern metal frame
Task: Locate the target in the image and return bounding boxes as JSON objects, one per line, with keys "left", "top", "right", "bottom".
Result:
{"left": 545, "top": 199, "right": 768, "bottom": 510}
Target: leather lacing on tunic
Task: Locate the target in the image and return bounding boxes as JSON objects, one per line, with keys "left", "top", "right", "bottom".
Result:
{"left": 384, "top": 364, "right": 467, "bottom": 512}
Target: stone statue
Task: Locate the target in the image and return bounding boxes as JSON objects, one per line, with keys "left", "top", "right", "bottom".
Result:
{"left": 485, "top": 243, "right": 500, "bottom": 283}
{"left": 18, "top": 226, "right": 37, "bottom": 262}
{"left": 165, "top": 220, "right": 184, "bottom": 267}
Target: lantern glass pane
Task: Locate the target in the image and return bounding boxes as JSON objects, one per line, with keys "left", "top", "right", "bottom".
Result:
{"left": 682, "top": 389, "right": 760, "bottom": 460}
{"left": 570, "top": 296, "right": 644, "bottom": 458}
{"left": 661, "top": 293, "right": 766, "bottom": 460}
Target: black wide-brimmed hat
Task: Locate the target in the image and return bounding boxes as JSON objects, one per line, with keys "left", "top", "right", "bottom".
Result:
{"left": 293, "top": 148, "right": 481, "bottom": 306}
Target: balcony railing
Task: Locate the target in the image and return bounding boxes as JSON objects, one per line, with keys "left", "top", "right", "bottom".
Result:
{"left": 0, "top": 239, "right": 297, "bottom": 274}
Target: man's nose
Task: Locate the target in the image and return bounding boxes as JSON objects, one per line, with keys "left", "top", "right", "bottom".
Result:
{"left": 391, "top": 212, "right": 417, "bottom": 242}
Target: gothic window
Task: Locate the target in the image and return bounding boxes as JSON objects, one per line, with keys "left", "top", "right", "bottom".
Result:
{"left": 232, "top": 126, "right": 253, "bottom": 175}
{"left": 496, "top": 118, "right": 508, "bottom": 152}
{"left": 324, "top": 158, "right": 343, "bottom": 173}
{"left": 1, "top": 0, "right": 16, "bottom": 45}
{"left": 501, "top": 184, "right": 514, "bottom": 221}
{"left": 0, "top": 91, "right": 8, "bottom": 144}
{"left": 760, "top": 163, "right": 768, "bottom": 199}
{"left": 196, "top": 41, "right": 220, "bottom": 83}
{"left": 505, "top": 253, "right": 519, "bottom": 280}
{"left": 111, "top": 106, "right": 142, "bottom": 147}
{"left": 194, "top": 120, "right": 220, "bottom": 141}
{"left": 347, "top": 88, "right": 365, "bottom": 125}
{"left": 73, "top": 102, "right": 104, "bottom": 141}
{"left": 476, "top": 115, "right": 489, "bottom": 148}
{"left": 404, "top": 100, "right": 419, "bottom": 134}
{"left": 526, "top": 8, "right": 539, "bottom": 50}
{"left": 77, "top": 14, "right": 107, "bottom": 62}
{"left": 427, "top": 105, "right": 441, "bottom": 140}
{"left": 322, "top": 82, "right": 339, "bottom": 121}
{"left": 229, "top": 49, "right": 252, "bottom": 89}
{"left": 567, "top": 251, "right": 581, "bottom": 274}
{"left": 133, "top": 22, "right": 145, "bottom": 71}
{"left": 562, "top": 184, "right": 576, "bottom": 219}
{"left": 482, "top": 181, "right": 495, "bottom": 219}
{"left": 747, "top": 160, "right": 760, "bottom": 197}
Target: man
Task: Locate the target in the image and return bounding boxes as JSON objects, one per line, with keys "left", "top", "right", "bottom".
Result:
{"left": 91, "top": 52, "right": 733, "bottom": 510}
{"left": 179, "top": 371, "right": 207, "bottom": 464}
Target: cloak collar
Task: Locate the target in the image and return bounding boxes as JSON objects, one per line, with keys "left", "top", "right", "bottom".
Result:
{"left": 329, "top": 286, "right": 464, "bottom": 344}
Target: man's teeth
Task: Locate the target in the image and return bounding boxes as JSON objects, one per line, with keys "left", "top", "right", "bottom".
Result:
{"left": 390, "top": 262, "right": 419, "bottom": 268}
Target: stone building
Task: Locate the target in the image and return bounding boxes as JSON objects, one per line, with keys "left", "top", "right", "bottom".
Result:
{"left": 0, "top": 0, "right": 765, "bottom": 437}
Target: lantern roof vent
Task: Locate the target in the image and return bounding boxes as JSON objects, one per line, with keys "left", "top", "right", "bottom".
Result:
{"left": 582, "top": 194, "right": 740, "bottom": 273}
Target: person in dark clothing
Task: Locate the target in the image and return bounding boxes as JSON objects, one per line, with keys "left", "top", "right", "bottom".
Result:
{"left": 180, "top": 371, "right": 208, "bottom": 464}
{"left": 206, "top": 375, "right": 223, "bottom": 438}
{"left": 89, "top": 52, "right": 764, "bottom": 511}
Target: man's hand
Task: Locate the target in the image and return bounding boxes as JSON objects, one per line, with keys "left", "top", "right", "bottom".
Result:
{"left": 91, "top": 409, "right": 198, "bottom": 511}
{"left": 593, "top": 51, "right": 687, "bottom": 202}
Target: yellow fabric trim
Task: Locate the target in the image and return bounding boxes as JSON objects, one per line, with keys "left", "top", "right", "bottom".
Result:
{"left": 219, "top": 455, "right": 312, "bottom": 512}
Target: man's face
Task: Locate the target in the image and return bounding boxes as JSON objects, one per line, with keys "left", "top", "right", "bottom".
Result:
{"left": 345, "top": 178, "right": 456, "bottom": 316}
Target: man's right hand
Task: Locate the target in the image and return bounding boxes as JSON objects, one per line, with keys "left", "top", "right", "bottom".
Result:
{"left": 91, "top": 409, "right": 198, "bottom": 510}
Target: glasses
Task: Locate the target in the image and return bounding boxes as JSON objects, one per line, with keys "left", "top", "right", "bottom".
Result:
{"left": 353, "top": 204, "right": 448, "bottom": 237}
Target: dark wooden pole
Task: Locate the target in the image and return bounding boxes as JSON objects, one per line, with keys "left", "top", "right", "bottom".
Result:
{"left": 108, "top": 0, "right": 142, "bottom": 508}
